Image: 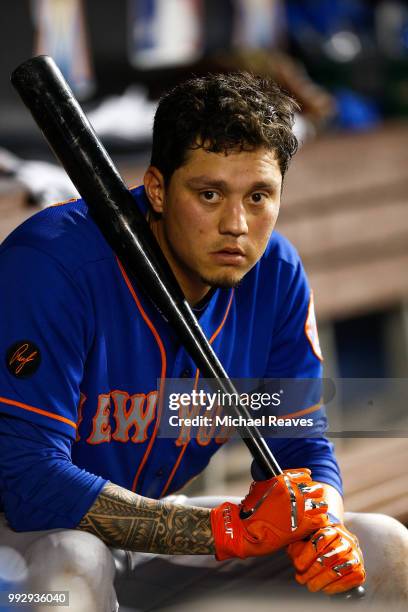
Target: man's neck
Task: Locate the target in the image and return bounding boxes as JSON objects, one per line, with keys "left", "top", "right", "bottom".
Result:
{"left": 149, "top": 216, "right": 211, "bottom": 306}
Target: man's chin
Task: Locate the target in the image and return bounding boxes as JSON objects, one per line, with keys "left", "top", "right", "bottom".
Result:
{"left": 199, "top": 272, "right": 243, "bottom": 290}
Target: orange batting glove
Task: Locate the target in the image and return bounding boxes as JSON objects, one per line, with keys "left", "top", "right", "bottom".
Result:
{"left": 287, "top": 520, "right": 366, "bottom": 595}
{"left": 211, "top": 468, "right": 329, "bottom": 561}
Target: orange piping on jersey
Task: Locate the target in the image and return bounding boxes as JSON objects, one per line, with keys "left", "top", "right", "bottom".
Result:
{"left": 279, "top": 402, "right": 322, "bottom": 419}
{"left": 115, "top": 257, "right": 167, "bottom": 492}
{"left": 49, "top": 182, "right": 140, "bottom": 210}
{"left": 207, "top": 289, "right": 235, "bottom": 345}
{"left": 0, "top": 396, "right": 77, "bottom": 430}
{"left": 159, "top": 369, "right": 200, "bottom": 498}
{"left": 160, "top": 289, "right": 235, "bottom": 498}
{"left": 304, "top": 290, "right": 324, "bottom": 362}
{"left": 49, "top": 197, "right": 80, "bottom": 208}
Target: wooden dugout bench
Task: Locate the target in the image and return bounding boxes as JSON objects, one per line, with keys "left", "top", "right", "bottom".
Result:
{"left": 1, "top": 122, "right": 408, "bottom": 524}
{"left": 279, "top": 121, "right": 408, "bottom": 323}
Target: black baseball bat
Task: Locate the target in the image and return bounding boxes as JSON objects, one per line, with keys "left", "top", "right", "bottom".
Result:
{"left": 11, "top": 56, "right": 364, "bottom": 599}
{"left": 10, "top": 55, "right": 281, "bottom": 477}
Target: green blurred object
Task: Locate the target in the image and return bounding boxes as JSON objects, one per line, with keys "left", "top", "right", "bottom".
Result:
{"left": 383, "top": 59, "right": 408, "bottom": 116}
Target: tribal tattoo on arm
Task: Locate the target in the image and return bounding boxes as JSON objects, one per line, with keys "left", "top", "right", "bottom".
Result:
{"left": 77, "top": 482, "right": 215, "bottom": 555}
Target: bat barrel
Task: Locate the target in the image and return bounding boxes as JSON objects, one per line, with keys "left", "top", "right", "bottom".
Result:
{"left": 11, "top": 55, "right": 171, "bottom": 290}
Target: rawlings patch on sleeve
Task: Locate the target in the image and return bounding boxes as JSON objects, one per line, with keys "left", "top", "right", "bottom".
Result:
{"left": 305, "top": 291, "right": 323, "bottom": 361}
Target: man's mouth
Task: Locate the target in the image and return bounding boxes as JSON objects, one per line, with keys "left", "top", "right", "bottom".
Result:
{"left": 211, "top": 246, "right": 246, "bottom": 264}
{"left": 218, "top": 246, "right": 245, "bottom": 255}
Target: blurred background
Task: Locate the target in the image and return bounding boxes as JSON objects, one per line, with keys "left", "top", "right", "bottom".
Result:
{"left": 0, "top": 2, "right": 407, "bottom": 604}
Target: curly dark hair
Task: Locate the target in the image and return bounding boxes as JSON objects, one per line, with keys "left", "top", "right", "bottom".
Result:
{"left": 150, "top": 72, "right": 299, "bottom": 185}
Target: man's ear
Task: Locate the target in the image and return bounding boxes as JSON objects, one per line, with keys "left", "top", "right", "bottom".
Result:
{"left": 144, "top": 166, "right": 166, "bottom": 214}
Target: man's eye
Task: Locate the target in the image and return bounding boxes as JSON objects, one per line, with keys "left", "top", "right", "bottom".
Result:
{"left": 251, "top": 192, "right": 265, "bottom": 204}
{"left": 201, "top": 191, "right": 218, "bottom": 201}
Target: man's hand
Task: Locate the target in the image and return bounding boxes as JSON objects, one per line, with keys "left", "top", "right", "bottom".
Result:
{"left": 287, "top": 522, "right": 366, "bottom": 595}
{"left": 211, "top": 468, "right": 329, "bottom": 561}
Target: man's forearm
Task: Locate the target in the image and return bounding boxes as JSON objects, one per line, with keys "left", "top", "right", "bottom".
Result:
{"left": 77, "top": 482, "right": 215, "bottom": 555}
{"left": 321, "top": 483, "right": 345, "bottom": 522}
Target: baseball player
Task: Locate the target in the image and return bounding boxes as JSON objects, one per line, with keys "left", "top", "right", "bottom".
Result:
{"left": 0, "top": 73, "right": 406, "bottom": 611}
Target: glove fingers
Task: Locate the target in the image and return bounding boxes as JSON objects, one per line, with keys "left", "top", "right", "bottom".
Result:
{"left": 304, "top": 514, "right": 330, "bottom": 535}
{"left": 335, "top": 525, "right": 360, "bottom": 549}
{"left": 295, "top": 563, "right": 322, "bottom": 585}
{"left": 297, "top": 482, "right": 324, "bottom": 498}
{"left": 286, "top": 540, "right": 306, "bottom": 562}
{"left": 304, "top": 498, "right": 328, "bottom": 515}
{"left": 284, "top": 468, "right": 312, "bottom": 482}
{"left": 329, "top": 526, "right": 365, "bottom": 567}
{"left": 304, "top": 548, "right": 363, "bottom": 592}
{"left": 289, "top": 529, "right": 340, "bottom": 572}
{"left": 322, "top": 568, "right": 366, "bottom": 595}
{"left": 289, "top": 522, "right": 365, "bottom": 595}
{"left": 297, "top": 537, "right": 353, "bottom": 583}
{"left": 307, "top": 569, "right": 342, "bottom": 592}
{"left": 212, "top": 471, "right": 353, "bottom": 561}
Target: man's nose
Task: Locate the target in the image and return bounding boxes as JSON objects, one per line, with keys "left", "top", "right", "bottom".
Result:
{"left": 219, "top": 199, "right": 249, "bottom": 236}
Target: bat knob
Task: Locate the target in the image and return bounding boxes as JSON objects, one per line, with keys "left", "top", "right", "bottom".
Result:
{"left": 333, "top": 585, "right": 366, "bottom": 600}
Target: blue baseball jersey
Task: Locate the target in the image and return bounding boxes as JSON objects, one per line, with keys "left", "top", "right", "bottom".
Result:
{"left": 0, "top": 186, "right": 339, "bottom": 525}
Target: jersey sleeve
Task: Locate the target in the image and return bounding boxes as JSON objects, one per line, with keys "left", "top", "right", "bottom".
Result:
{"left": 0, "top": 245, "right": 93, "bottom": 439}
{"left": 262, "top": 257, "right": 343, "bottom": 495}
{"left": 264, "top": 257, "right": 325, "bottom": 426}
{"left": 265, "top": 258, "right": 323, "bottom": 379}
{"left": 0, "top": 415, "right": 106, "bottom": 531}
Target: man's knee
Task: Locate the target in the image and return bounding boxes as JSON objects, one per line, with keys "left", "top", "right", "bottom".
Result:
{"left": 345, "top": 512, "right": 408, "bottom": 559}
{"left": 25, "top": 529, "right": 118, "bottom": 612}
{"left": 345, "top": 512, "right": 408, "bottom": 604}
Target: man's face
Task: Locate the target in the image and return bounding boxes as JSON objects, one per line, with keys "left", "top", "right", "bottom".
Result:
{"left": 146, "top": 146, "right": 282, "bottom": 302}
